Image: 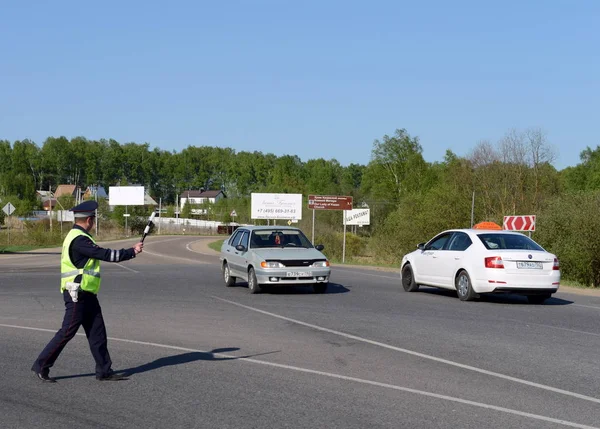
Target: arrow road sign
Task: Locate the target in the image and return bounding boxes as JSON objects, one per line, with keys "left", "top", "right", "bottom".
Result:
{"left": 503, "top": 215, "right": 536, "bottom": 231}
{"left": 2, "top": 202, "right": 15, "bottom": 216}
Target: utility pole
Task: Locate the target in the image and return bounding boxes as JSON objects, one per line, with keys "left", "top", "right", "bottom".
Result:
{"left": 470, "top": 192, "right": 475, "bottom": 228}
{"left": 49, "top": 185, "right": 53, "bottom": 233}
{"left": 95, "top": 185, "right": 98, "bottom": 236}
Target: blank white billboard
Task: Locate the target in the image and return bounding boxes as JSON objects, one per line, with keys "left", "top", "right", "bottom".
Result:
{"left": 251, "top": 193, "right": 302, "bottom": 220}
{"left": 57, "top": 210, "right": 74, "bottom": 222}
{"left": 109, "top": 186, "right": 145, "bottom": 206}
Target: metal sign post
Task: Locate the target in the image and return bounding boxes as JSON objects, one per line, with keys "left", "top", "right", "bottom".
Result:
{"left": 2, "top": 202, "right": 16, "bottom": 245}
{"left": 308, "top": 195, "right": 353, "bottom": 260}
{"left": 158, "top": 198, "right": 162, "bottom": 236}
{"left": 342, "top": 212, "right": 347, "bottom": 263}
{"left": 124, "top": 206, "right": 129, "bottom": 237}
{"left": 95, "top": 185, "right": 98, "bottom": 237}
{"left": 312, "top": 209, "right": 315, "bottom": 243}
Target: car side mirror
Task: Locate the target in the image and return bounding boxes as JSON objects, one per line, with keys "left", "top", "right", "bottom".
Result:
{"left": 417, "top": 243, "right": 425, "bottom": 250}
{"left": 315, "top": 244, "right": 325, "bottom": 251}
{"left": 235, "top": 244, "right": 247, "bottom": 252}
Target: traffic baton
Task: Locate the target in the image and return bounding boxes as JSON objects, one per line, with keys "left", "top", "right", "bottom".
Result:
{"left": 141, "top": 211, "right": 156, "bottom": 243}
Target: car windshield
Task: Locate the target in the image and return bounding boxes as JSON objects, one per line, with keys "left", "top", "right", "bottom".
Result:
{"left": 477, "top": 233, "right": 545, "bottom": 251}
{"left": 250, "top": 229, "right": 312, "bottom": 248}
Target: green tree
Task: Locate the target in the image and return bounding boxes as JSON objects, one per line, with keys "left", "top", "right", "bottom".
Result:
{"left": 41, "top": 136, "right": 72, "bottom": 186}
{"left": 361, "top": 129, "right": 431, "bottom": 201}
{"left": 265, "top": 155, "right": 306, "bottom": 193}
{"left": 304, "top": 158, "right": 343, "bottom": 195}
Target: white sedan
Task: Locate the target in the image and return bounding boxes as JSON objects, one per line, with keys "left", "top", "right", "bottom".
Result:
{"left": 400, "top": 229, "right": 560, "bottom": 303}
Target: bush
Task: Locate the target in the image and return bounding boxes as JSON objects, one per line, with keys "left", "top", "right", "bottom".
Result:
{"left": 24, "top": 219, "right": 64, "bottom": 246}
{"left": 313, "top": 230, "right": 369, "bottom": 262}
{"left": 535, "top": 191, "right": 600, "bottom": 287}
{"left": 128, "top": 216, "right": 149, "bottom": 235}
{"left": 368, "top": 186, "right": 475, "bottom": 265}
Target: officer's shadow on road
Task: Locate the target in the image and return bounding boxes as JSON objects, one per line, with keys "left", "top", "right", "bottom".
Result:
{"left": 1, "top": 251, "right": 61, "bottom": 255}
{"left": 53, "top": 348, "right": 280, "bottom": 381}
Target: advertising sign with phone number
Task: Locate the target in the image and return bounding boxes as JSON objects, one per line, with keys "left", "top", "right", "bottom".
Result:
{"left": 251, "top": 193, "right": 303, "bottom": 220}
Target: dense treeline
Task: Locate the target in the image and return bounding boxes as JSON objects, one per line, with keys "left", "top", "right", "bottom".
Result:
{"left": 1, "top": 128, "right": 600, "bottom": 286}
{"left": 0, "top": 137, "right": 363, "bottom": 204}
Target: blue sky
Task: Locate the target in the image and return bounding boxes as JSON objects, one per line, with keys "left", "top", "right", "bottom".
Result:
{"left": 1, "top": 0, "right": 598, "bottom": 170}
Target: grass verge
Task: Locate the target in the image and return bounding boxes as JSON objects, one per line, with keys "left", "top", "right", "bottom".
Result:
{"left": 208, "top": 239, "right": 224, "bottom": 252}
{"left": 0, "top": 245, "right": 45, "bottom": 253}
{"left": 559, "top": 279, "right": 597, "bottom": 289}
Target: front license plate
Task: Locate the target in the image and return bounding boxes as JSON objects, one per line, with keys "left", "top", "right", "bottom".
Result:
{"left": 286, "top": 271, "right": 312, "bottom": 277}
{"left": 516, "top": 261, "right": 543, "bottom": 269}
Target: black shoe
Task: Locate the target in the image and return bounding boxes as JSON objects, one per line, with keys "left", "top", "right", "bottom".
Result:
{"left": 34, "top": 372, "right": 56, "bottom": 383}
{"left": 96, "top": 371, "right": 128, "bottom": 381}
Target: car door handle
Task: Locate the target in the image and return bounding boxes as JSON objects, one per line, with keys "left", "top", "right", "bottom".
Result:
{"left": 454, "top": 257, "right": 461, "bottom": 260}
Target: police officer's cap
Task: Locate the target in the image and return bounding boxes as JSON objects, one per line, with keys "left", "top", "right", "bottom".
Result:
{"left": 70, "top": 200, "right": 98, "bottom": 218}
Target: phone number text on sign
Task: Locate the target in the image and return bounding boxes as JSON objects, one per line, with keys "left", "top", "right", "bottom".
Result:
{"left": 256, "top": 208, "right": 298, "bottom": 214}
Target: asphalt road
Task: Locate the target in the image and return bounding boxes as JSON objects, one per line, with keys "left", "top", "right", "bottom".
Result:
{"left": 1, "top": 235, "right": 599, "bottom": 429}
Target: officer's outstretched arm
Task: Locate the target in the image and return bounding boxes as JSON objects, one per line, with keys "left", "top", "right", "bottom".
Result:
{"left": 74, "top": 236, "right": 138, "bottom": 263}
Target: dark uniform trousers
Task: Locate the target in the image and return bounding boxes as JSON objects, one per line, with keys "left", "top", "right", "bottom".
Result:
{"left": 31, "top": 289, "right": 112, "bottom": 377}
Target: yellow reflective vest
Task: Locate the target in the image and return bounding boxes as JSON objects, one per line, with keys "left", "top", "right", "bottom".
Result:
{"left": 60, "top": 229, "right": 101, "bottom": 294}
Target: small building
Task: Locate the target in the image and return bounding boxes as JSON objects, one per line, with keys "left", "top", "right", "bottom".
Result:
{"left": 54, "top": 184, "right": 80, "bottom": 198}
{"left": 144, "top": 193, "right": 158, "bottom": 206}
{"left": 36, "top": 190, "right": 57, "bottom": 212}
{"left": 36, "top": 190, "right": 53, "bottom": 202}
{"left": 41, "top": 199, "right": 58, "bottom": 211}
{"left": 83, "top": 186, "right": 108, "bottom": 200}
{"left": 181, "top": 190, "right": 226, "bottom": 209}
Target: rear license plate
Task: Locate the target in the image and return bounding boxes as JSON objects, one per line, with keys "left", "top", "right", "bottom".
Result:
{"left": 516, "top": 261, "right": 543, "bottom": 269}
{"left": 286, "top": 271, "right": 312, "bottom": 277}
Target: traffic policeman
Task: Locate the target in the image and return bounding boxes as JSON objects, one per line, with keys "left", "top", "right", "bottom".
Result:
{"left": 31, "top": 200, "right": 144, "bottom": 382}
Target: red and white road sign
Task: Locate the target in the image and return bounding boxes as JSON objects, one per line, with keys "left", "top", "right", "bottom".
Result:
{"left": 503, "top": 215, "right": 536, "bottom": 231}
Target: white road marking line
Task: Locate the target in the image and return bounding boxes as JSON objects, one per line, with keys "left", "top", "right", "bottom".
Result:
{"left": 144, "top": 237, "right": 187, "bottom": 245}
{"left": 114, "top": 263, "right": 139, "bottom": 274}
{"left": 211, "top": 296, "right": 600, "bottom": 405}
{"left": 572, "top": 304, "right": 600, "bottom": 310}
{"left": 0, "top": 322, "right": 596, "bottom": 429}
{"left": 500, "top": 318, "right": 600, "bottom": 338}
{"left": 186, "top": 240, "right": 220, "bottom": 256}
{"left": 142, "top": 249, "right": 208, "bottom": 264}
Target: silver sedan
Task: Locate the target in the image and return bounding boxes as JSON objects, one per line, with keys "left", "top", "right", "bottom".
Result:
{"left": 220, "top": 225, "right": 331, "bottom": 294}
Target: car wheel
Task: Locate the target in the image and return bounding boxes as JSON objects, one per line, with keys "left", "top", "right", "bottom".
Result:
{"left": 247, "top": 267, "right": 262, "bottom": 294}
{"left": 223, "top": 262, "right": 236, "bottom": 287}
{"left": 313, "top": 283, "right": 327, "bottom": 294}
{"left": 401, "top": 264, "right": 419, "bottom": 292}
{"left": 455, "top": 270, "right": 478, "bottom": 301}
{"left": 527, "top": 294, "right": 551, "bottom": 304}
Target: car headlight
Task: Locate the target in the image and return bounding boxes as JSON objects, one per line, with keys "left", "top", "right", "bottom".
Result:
{"left": 311, "top": 260, "right": 330, "bottom": 268}
{"left": 260, "top": 261, "right": 285, "bottom": 268}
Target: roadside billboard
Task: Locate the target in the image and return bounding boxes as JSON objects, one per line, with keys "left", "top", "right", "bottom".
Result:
{"left": 344, "top": 208, "right": 370, "bottom": 226}
{"left": 109, "top": 186, "right": 145, "bottom": 206}
{"left": 308, "top": 195, "right": 353, "bottom": 210}
{"left": 251, "top": 193, "right": 302, "bottom": 220}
